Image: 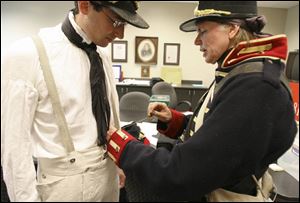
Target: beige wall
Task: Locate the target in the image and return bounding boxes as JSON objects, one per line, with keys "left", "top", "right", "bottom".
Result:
{"left": 114, "top": 2, "right": 299, "bottom": 86}
{"left": 1, "top": 1, "right": 299, "bottom": 86}
{"left": 112, "top": 1, "right": 215, "bottom": 86}
{"left": 285, "top": 5, "right": 299, "bottom": 52}
{"left": 258, "top": 7, "right": 287, "bottom": 34}
{"left": 1, "top": 1, "right": 73, "bottom": 59}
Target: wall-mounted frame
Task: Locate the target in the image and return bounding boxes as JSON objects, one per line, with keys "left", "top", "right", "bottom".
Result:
{"left": 135, "top": 36, "right": 158, "bottom": 64}
{"left": 141, "top": 66, "right": 150, "bottom": 78}
{"left": 111, "top": 40, "right": 127, "bottom": 62}
{"left": 112, "top": 65, "right": 122, "bottom": 82}
{"left": 163, "top": 43, "right": 180, "bottom": 65}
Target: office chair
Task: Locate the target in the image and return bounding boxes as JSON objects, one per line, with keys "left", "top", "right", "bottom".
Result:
{"left": 151, "top": 81, "right": 192, "bottom": 111}
{"left": 119, "top": 91, "right": 150, "bottom": 122}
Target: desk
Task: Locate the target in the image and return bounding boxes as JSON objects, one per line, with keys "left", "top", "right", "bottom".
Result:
{"left": 269, "top": 169, "right": 299, "bottom": 202}
{"left": 120, "top": 112, "right": 192, "bottom": 148}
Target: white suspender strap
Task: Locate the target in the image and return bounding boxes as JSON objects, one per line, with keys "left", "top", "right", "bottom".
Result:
{"left": 31, "top": 35, "right": 75, "bottom": 153}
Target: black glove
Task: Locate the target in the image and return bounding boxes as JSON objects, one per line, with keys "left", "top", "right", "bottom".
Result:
{"left": 121, "top": 122, "right": 149, "bottom": 144}
{"left": 121, "top": 122, "right": 140, "bottom": 138}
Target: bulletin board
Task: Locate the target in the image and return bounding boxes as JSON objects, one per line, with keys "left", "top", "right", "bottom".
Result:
{"left": 160, "top": 67, "right": 182, "bottom": 85}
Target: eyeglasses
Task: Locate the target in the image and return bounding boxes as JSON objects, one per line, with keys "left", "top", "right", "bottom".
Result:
{"left": 103, "top": 10, "right": 127, "bottom": 28}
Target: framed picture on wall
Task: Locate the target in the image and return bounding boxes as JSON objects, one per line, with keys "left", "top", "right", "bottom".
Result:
{"left": 141, "top": 66, "right": 150, "bottom": 77}
{"left": 163, "top": 43, "right": 180, "bottom": 65}
{"left": 135, "top": 36, "right": 158, "bottom": 64}
{"left": 111, "top": 40, "right": 127, "bottom": 62}
{"left": 112, "top": 65, "right": 122, "bottom": 82}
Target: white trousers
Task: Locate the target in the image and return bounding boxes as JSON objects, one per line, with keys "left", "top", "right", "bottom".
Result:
{"left": 36, "top": 145, "right": 119, "bottom": 202}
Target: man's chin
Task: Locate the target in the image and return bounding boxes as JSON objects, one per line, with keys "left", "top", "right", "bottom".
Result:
{"left": 97, "top": 41, "right": 109, "bottom": 47}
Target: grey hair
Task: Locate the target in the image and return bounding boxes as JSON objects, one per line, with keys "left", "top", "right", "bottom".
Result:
{"left": 245, "top": 16, "right": 267, "bottom": 34}
{"left": 225, "top": 16, "right": 270, "bottom": 47}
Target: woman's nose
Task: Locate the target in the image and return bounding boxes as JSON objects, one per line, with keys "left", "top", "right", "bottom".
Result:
{"left": 194, "top": 34, "right": 202, "bottom": 46}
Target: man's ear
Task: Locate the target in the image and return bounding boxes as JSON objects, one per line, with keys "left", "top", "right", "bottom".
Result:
{"left": 228, "top": 24, "right": 240, "bottom": 39}
{"left": 77, "top": 1, "right": 89, "bottom": 15}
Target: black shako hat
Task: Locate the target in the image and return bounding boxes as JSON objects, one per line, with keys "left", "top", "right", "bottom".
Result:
{"left": 91, "top": 1, "right": 149, "bottom": 29}
{"left": 180, "top": 1, "right": 257, "bottom": 32}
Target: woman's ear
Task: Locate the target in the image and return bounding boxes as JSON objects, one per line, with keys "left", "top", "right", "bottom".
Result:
{"left": 228, "top": 24, "right": 240, "bottom": 39}
{"left": 77, "top": 1, "right": 89, "bottom": 15}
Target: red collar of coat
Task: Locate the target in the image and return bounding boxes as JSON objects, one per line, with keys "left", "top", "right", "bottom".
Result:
{"left": 222, "top": 34, "right": 288, "bottom": 68}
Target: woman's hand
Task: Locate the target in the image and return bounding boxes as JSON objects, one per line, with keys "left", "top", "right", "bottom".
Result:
{"left": 148, "top": 102, "right": 172, "bottom": 123}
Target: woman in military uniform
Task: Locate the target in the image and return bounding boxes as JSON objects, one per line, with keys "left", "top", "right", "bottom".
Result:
{"left": 107, "top": 1, "right": 297, "bottom": 201}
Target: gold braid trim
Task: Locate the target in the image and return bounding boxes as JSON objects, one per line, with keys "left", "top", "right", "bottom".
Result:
{"left": 238, "top": 44, "right": 273, "bottom": 55}
{"left": 215, "top": 71, "right": 228, "bottom": 78}
{"left": 194, "top": 9, "right": 231, "bottom": 17}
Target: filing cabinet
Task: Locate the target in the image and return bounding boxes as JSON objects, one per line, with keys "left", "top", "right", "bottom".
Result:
{"left": 116, "top": 84, "right": 151, "bottom": 100}
{"left": 175, "top": 88, "right": 207, "bottom": 111}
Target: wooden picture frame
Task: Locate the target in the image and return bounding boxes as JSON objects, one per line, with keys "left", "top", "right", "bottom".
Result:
{"left": 135, "top": 36, "right": 158, "bottom": 64}
{"left": 111, "top": 40, "right": 127, "bottom": 62}
{"left": 141, "top": 66, "right": 150, "bottom": 77}
{"left": 163, "top": 43, "right": 180, "bottom": 65}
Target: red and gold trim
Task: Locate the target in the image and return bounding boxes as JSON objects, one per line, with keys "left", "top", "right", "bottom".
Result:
{"left": 158, "top": 109, "right": 185, "bottom": 139}
{"left": 107, "top": 130, "right": 136, "bottom": 165}
{"left": 222, "top": 34, "right": 288, "bottom": 68}
{"left": 107, "top": 129, "right": 150, "bottom": 165}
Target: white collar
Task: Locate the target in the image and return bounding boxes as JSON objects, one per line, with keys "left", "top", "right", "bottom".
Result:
{"left": 68, "top": 11, "right": 92, "bottom": 44}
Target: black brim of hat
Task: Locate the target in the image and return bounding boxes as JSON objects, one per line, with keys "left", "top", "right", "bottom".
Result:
{"left": 108, "top": 6, "right": 149, "bottom": 29}
{"left": 180, "top": 17, "right": 202, "bottom": 32}
{"left": 180, "top": 14, "right": 256, "bottom": 32}
{"left": 180, "top": 15, "right": 230, "bottom": 32}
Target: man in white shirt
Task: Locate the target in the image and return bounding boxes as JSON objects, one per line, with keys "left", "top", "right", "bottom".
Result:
{"left": 1, "top": 1, "right": 149, "bottom": 201}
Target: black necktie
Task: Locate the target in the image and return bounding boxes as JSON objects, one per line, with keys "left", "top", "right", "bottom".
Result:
{"left": 61, "top": 14, "right": 110, "bottom": 145}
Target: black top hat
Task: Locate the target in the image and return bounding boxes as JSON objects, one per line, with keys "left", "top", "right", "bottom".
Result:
{"left": 91, "top": 1, "right": 149, "bottom": 29}
{"left": 180, "top": 1, "right": 257, "bottom": 32}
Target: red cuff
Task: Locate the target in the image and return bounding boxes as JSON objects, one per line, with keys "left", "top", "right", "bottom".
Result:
{"left": 158, "top": 109, "right": 185, "bottom": 139}
{"left": 143, "top": 138, "right": 150, "bottom": 145}
{"left": 107, "top": 130, "right": 136, "bottom": 166}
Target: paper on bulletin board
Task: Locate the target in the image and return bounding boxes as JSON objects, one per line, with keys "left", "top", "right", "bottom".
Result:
{"left": 161, "top": 67, "right": 182, "bottom": 85}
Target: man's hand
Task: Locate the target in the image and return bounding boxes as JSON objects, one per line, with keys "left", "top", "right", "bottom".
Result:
{"left": 117, "top": 167, "right": 126, "bottom": 189}
{"left": 148, "top": 102, "right": 172, "bottom": 123}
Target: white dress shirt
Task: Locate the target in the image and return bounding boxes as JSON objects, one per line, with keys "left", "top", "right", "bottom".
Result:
{"left": 1, "top": 12, "right": 120, "bottom": 201}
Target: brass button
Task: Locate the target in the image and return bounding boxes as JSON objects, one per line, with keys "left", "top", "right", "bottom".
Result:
{"left": 70, "top": 158, "right": 76, "bottom": 163}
